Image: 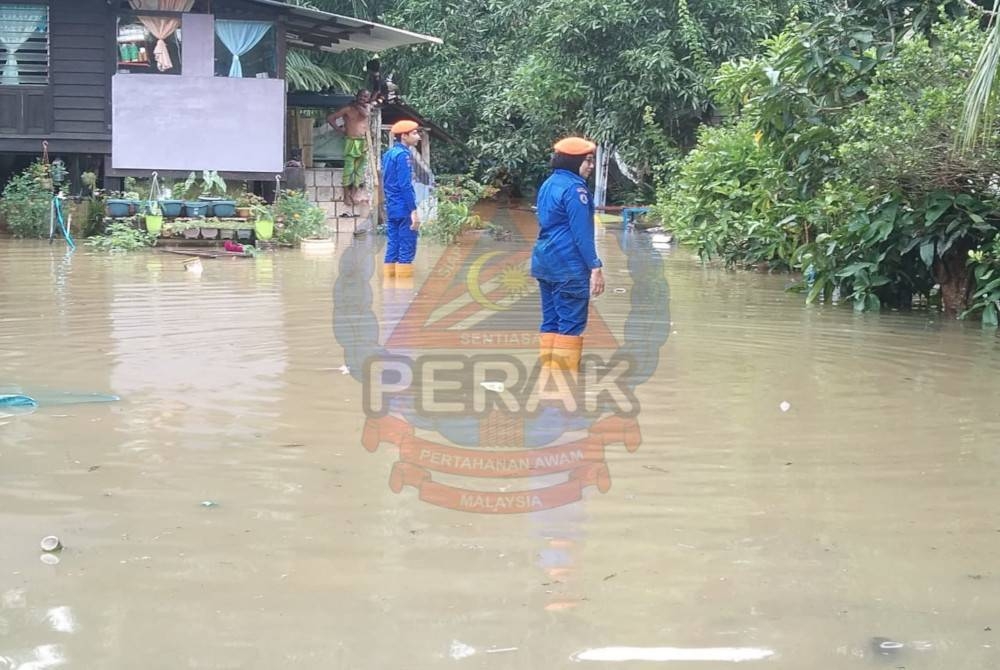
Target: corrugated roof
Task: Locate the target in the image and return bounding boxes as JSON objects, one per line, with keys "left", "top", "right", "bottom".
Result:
{"left": 244, "top": 0, "right": 442, "bottom": 53}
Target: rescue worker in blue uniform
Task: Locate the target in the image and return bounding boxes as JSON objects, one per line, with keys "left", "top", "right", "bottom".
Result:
{"left": 381, "top": 119, "right": 422, "bottom": 279}
{"left": 531, "top": 136, "right": 605, "bottom": 377}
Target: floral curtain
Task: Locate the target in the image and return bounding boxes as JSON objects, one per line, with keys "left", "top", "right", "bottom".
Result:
{"left": 128, "top": 0, "right": 194, "bottom": 72}
{"left": 0, "top": 4, "right": 47, "bottom": 86}
{"left": 215, "top": 20, "right": 271, "bottom": 78}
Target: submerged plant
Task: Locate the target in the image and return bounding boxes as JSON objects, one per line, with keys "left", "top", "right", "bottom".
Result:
{"left": 86, "top": 222, "right": 157, "bottom": 252}
{"left": 419, "top": 176, "right": 496, "bottom": 245}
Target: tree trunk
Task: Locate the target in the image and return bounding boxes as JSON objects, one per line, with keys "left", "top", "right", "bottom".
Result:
{"left": 934, "top": 241, "right": 973, "bottom": 316}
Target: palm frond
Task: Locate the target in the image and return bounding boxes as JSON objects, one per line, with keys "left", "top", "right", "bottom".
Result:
{"left": 286, "top": 49, "right": 359, "bottom": 92}
{"left": 959, "top": 0, "right": 1000, "bottom": 152}
{"left": 282, "top": 0, "right": 372, "bottom": 19}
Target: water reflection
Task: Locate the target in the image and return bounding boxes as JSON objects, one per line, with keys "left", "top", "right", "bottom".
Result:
{"left": 107, "top": 255, "right": 287, "bottom": 437}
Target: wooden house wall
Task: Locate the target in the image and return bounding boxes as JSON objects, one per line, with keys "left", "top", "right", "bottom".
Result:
{"left": 0, "top": 0, "right": 112, "bottom": 153}
{"left": 50, "top": 0, "right": 113, "bottom": 142}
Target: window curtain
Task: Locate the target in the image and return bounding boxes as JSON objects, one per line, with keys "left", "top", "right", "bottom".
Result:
{"left": 0, "top": 4, "right": 47, "bottom": 86}
{"left": 128, "top": 0, "right": 194, "bottom": 72}
{"left": 215, "top": 20, "right": 271, "bottom": 78}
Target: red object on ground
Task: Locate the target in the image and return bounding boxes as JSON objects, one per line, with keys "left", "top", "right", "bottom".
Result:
{"left": 224, "top": 240, "right": 244, "bottom": 253}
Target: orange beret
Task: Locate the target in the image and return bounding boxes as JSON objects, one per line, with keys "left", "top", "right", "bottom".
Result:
{"left": 391, "top": 120, "right": 419, "bottom": 135}
{"left": 553, "top": 136, "right": 596, "bottom": 155}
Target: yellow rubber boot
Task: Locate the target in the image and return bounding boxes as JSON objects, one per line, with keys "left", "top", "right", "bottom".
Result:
{"left": 395, "top": 263, "right": 414, "bottom": 288}
{"left": 538, "top": 332, "right": 556, "bottom": 369}
{"left": 383, "top": 262, "right": 396, "bottom": 278}
{"left": 551, "top": 334, "right": 583, "bottom": 376}
{"left": 544, "top": 334, "right": 583, "bottom": 412}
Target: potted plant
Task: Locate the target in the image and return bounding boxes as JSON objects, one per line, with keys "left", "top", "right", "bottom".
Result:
{"left": 200, "top": 216, "right": 220, "bottom": 239}
{"left": 106, "top": 196, "right": 131, "bottom": 218}
{"left": 81, "top": 171, "right": 98, "bottom": 196}
{"left": 165, "top": 218, "right": 200, "bottom": 239}
{"left": 144, "top": 200, "right": 163, "bottom": 235}
{"left": 235, "top": 189, "right": 264, "bottom": 219}
{"left": 180, "top": 170, "right": 224, "bottom": 216}
{"left": 252, "top": 203, "right": 274, "bottom": 241}
{"left": 159, "top": 179, "right": 184, "bottom": 218}
{"left": 189, "top": 170, "right": 236, "bottom": 216}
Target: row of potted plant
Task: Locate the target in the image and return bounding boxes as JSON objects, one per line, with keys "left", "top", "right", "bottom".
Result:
{"left": 144, "top": 205, "right": 274, "bottom": 240}
{"left": 105, "top": 172, "right": 270, "bottom": 221}
{"left": 163, "top": 219, "right": 258, "bottom": 240}
{"left": 98, "top": 174, "right": 331, "bottom": 246}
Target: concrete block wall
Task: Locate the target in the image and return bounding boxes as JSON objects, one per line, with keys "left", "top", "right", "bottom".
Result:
{"left": 303, "top": 168, "right": 372, "bottom": 234}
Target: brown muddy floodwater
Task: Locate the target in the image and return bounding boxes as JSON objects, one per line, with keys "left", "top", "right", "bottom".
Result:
{"left": 2, "top": 205, "right": 1000, "bottom": 669}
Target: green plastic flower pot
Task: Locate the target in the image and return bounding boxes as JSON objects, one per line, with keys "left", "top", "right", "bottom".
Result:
{"left": 145, "top": 214, "right": 163, "bottom": 235}
{"left": 255, "top": 218, "right": 274, "bottom": 241}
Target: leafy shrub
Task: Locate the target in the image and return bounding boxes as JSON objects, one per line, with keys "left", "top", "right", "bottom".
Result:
{"left": 81, "top": 195, "right": 108, "bottom": 237}
{"left": 0, "top": 161, "right": 52, "bottom": 238}
{"left": 419, "top": 176, "right": 497, "bottom": 245}
{"left": 655, "top": 120, "right": 803, "bottom": 270}
{"left": 812, "top": 17, "right": 1000, "bottom": 315}
{"left": 965, "top": 238, "right": 1000, "bottom": 327}
{"left": 85, "top": 222, "right": 157, "bottom": 252}
{"left": 657, "top": 14, "right": 1000, "bottom": 317}
{"left": 274, "top": 189, "right": 325, "bottom": 244}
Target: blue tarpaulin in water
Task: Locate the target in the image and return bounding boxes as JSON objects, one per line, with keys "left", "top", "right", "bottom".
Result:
{"left": 0, "top": 387, "right": 119, "bottom": 414}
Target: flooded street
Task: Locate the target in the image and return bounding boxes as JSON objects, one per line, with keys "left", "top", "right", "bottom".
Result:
{"left": 2, "top": 205, "right": 1000, "bottom": 669}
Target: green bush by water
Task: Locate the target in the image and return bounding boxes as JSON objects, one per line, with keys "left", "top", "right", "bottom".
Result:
{"left": 0, "top": 161, "right": 52, "bottom": 238}
{"left": 274, "top": 190, "right": 325, "bottom": 244}
{"left": 86, "top": 222, "right": 157, "bottom": 252}
{"left": 656, "top": 14, "right": 1000, "bottom": 320}
{"left": 420, "top": 176, "right": 497, "bottom": 245}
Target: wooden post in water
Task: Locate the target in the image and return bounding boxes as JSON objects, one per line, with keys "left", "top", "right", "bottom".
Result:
{"left": 368, "top": 106, "right": 383, "bottom": 230}
{"left": 594, "top": 143, "right": 610, "bottom": 210}
{"left": 420, "top": 129, "right": 430, "bottom": 168}
{"left": 297, "top": 115, "right": 314, "bottom": 168}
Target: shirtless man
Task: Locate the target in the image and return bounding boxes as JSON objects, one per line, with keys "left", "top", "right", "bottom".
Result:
{"left": 327, "top": 89, "right": 372, "bottom": 205}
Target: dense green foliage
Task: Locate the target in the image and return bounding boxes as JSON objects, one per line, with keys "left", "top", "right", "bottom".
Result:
{"left": 85, "top": 222, "right": 157, "bottom": 252}
{"left": 273, "top": 190, "right": 327, "bottom": 243}
{"left": 419, "top": 176, "right": 496, "bottom": 245}
{"left": 658, "top": 9, "right": 1000, "bottom": 320}
{"left": 0, "top": 162, "right": 52, "bottom": 238}
{"left": 382, "top": 0, "right": 823, "bottom": 193}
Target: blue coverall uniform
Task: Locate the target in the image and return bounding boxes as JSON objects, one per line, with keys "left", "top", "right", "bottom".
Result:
{"left": 381, "top": 141, "right": 418, "bottom": 265}
{"left": 530, "top": 169, "right": 603, "bottom": 336}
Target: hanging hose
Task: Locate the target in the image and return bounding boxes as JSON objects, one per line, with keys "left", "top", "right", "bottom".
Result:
{"left": 52, "top": 194, "right": 75, "bottom": 250}
{"left": 41, "top": 140, "right": 74, "bottom": 250}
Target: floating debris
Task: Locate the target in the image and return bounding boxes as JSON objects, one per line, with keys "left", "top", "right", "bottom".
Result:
{"left": 480, "top": 381, "right": 505, "bottom": 393}
{"left": 871, "top": 637, "right": 904, "bottom": 656}
{"left": 449, "top": 640, "right": 476, "bottom": 660}
{"left": 40, "top": 536, "right": 61, "bottom": 552}
{"left": 779, "top": 401, "right": 791, "bottom": 412}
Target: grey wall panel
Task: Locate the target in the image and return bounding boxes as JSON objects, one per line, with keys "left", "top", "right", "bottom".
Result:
{"left": 111, "top": 74, "right": 285, "bottom": 173}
